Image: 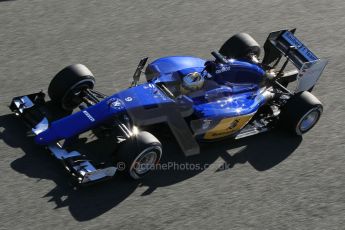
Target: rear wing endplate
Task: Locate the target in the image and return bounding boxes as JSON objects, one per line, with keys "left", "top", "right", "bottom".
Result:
{"left": 295, "top": 59, "right": 328, "bottom": 93}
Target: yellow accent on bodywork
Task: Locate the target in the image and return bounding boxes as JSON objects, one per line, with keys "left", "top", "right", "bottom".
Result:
{"left": 203, "top": 114, "right": 254, "bottom": 140}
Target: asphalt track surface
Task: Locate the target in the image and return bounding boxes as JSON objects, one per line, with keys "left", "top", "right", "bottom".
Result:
{"left": 0, "top": 0, "right": 345, "bottom": 229}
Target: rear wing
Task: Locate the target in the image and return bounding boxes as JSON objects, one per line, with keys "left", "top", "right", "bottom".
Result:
{"left": 263, "top": 29, "right": 319, "bottom": 68}
{"left": 262, "top": 29, "right": 328, "bottom": 93}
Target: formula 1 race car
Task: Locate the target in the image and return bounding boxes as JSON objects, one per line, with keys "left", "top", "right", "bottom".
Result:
{"left": 10, "top": 29, "right": 327, "bottom": 185}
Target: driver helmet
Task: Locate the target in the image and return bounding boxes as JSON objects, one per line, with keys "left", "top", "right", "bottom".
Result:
{"left": 181, "top": 72, "right": 205, "bottom": 93}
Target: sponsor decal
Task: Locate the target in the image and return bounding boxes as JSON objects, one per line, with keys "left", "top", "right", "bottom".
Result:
{"left": 282, "top": 31, "right": 318, "bottom": 61}
{"left": 202, "top": 119, "right": 212, "bottom": 130}
{"left": 82, "top": 110, "right": 95, "bottom": 122}
{"left": 107, "top": 98, "right": 124, "bottom": 110}
{"left": 229, "top": 119, "right": 240, "bottom": 129}
{"left": 125, "top": 97, "right": 133, "bottom": 102}
{"left": 282, "top": 31, "right": 302, "bottom": 48}
{"left": 204, "top": 114, "right": 254, "bottom": 139}
{"left": 215, "top": 66, "right": 231, "bottom": 74}
{"left": 110, "top": 99, "right": 123, "bottom": 110}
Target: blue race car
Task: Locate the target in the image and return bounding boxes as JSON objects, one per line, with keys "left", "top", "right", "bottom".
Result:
{"left": 10, "top": 29, "right": 327, "bottom": 185}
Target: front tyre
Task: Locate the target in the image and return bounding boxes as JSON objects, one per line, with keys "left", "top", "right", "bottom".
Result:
{"left": 48, "top": 64, "right": 95, "bottom": 111}
{"left": 115, "top": 131, "right": 162, "bottom": 180}
{"left": 280, "top": 91, "right": 323, "bottom": 135}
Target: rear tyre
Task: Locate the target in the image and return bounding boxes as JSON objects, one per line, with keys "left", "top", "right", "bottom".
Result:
{"left": 280, "top": 91, "right": 323, "bottom": 135}
{"left": 48, "top": 64, "right": 95, "bottom": 111}
{"left": 115, "top": 131, "right": 162, "bottom": 180}
{"left": 219, "top": 33, "right": 261, "bottom": 59}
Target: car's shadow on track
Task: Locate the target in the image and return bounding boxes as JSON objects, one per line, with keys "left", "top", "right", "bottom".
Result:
{"left": 0, "top": 113, "right": 302, "bottom": 221}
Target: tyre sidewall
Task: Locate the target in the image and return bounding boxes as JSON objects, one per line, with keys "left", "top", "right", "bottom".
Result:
{"left": 280, "top": 91, "right": 323, "bottom": 135}
{"left": 115, "top": 131, "right": 162, "bottom": 180}
{"left": 295, "top": 106, "right": 322, "bottom": 135}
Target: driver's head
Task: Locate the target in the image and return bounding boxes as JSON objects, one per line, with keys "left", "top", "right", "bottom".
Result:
{"left": 181, "top": 72, "right": 205, "bottom": 93}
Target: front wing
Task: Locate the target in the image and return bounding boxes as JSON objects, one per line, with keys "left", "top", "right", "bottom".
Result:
{"left": 9, "top": 93, "right": 117, "bottom": 185}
